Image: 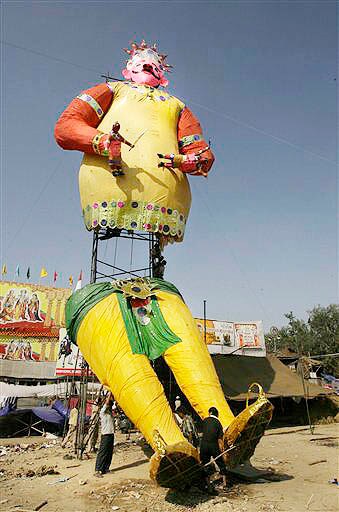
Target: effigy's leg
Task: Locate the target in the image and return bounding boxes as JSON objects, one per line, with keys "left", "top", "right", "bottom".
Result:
{"left": 158, "top": 290, "right": 273, "bottom": 468}
{"left": 157, "top": 290, "right": 235, "bottom": 427}
{"left": 75, "top": 292, "right": 200, "bottom": 487}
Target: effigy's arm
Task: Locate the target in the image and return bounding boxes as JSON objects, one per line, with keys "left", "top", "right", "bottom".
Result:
{"left": 177, "top": 107, "right": 215, "bottom": 176}
{"left": 54, "top": 83, "right": 114, "bottom": 156}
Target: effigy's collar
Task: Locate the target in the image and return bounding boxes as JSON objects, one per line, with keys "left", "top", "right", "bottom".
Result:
{"left": 113, "top": 277, "right": 153, "bottom": 299}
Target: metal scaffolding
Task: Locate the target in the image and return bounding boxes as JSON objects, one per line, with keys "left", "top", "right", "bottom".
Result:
{"left": 75, "top": 227, "right": 167, "bottom": 457}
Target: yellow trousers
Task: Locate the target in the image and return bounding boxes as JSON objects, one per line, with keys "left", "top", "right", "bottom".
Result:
{"left": 77, "top": 290, "right": 234, "bottom": 451}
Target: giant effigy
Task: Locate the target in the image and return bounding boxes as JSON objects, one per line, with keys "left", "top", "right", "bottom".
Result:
{"left": 55, "top": 41, "right": 273, "bottom": 487}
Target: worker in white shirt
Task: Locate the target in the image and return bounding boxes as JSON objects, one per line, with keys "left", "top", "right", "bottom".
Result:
{"left": 94, "top": 392, "right": 115, "bottom": 477}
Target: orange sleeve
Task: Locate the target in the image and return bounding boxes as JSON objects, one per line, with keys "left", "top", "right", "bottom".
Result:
{"left": 177, "top": 107, "right": 215, "bottom": 175}
{"left": 54, "top": 83, "right": 114, "bottom": 155}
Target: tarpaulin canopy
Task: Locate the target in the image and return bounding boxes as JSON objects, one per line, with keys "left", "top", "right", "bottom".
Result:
{"left": 0, "top": 408, "right": 64, "bottom": 437}
{"left": 212, "top": 354, "right": 332, "bottom": 400}
{"left": 31, "top": 407, "right": 64, "bottom": 425}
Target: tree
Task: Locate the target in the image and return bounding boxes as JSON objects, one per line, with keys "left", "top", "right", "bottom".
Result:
{"left": 265, "top": 305, "right": 339, "bottom": 375}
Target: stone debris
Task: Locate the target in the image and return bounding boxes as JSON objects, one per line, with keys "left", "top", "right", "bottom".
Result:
{"left": 87, "top": 478, "right": 252, "bottom": 512}
{"left": 26, "top": 465, "right": 60, "bottom": 478}
{"left": 0, "top": 441, "right": 58, "bottom": 455}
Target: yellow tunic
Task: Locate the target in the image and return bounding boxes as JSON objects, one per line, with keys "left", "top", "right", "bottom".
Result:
{"left": 79, "top": 82, "right": 191, "bottom": 243}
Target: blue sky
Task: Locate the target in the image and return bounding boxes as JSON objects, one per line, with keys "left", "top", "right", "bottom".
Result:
{"left": 1, "top": 0, "right": 337, "bottom": 329}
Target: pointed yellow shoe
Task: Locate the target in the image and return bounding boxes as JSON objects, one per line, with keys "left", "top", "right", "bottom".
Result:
{"left": 223, "top": 383, "right": 274, "bottom": 468}
{"left": 149, "top": 431, "right": 202, "bottom": 488}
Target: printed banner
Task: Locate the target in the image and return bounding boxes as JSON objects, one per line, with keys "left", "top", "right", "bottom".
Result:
{"left": 0, "top": 336, "right": 59, "bottom": 362}
{"left": 234, "top": 323, "right": 261, "bottom": 347}
{"left": 0, "top": 281, "right": 71, "bottom": 336}
{"left": 194, "top": 318, "right": 265, "bottom": 355}
{"left": 55, "top": 328, "right": 91, "bottom": 376}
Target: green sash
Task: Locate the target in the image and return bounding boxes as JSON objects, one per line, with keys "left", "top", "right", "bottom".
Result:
{"left": 65, "top": 279, "right": 183, "bottom": 360}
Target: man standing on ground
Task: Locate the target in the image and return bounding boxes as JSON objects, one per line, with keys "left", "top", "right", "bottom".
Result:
{"left": 61, "top": 402, "right": 78, "bottom": 450}
{"left": 177, "top": 407, "right": 199, "bottom": 448}
{"left": 200, "top": 407, "right": 227, "bottom": 489}
{"left": 94, "top": 392, "right": 115, "bottom": 477}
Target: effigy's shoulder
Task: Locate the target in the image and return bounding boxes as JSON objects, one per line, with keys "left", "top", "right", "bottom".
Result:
{"left": 170, "top": 94, "right": 185, "bottom": 111}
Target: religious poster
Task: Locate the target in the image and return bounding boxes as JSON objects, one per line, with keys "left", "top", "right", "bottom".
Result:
{"left": 0, "top": 336, "right": 59, "bottom": 362}
{"left": 0, "top": 281, "right": 71, "bottom": 336}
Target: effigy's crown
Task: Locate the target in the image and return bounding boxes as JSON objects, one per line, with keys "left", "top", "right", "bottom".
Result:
{"left": 123, "top": 40, "right": 172, "bottom": 72}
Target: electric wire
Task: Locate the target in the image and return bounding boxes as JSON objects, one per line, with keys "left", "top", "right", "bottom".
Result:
{"left": 2, "top": 41, "right": 102, "bottom": 74}
{"left": 190, "top": 101, "right": 336, "bottom": 165}
{"left": 190, "top": 179, "right": 269, "bottom": 319}
{"left": 4, "top": 160, "right": 62, "bottom": 251}
{"left": 2, "top": 37, "right": 334, "bottom": 301}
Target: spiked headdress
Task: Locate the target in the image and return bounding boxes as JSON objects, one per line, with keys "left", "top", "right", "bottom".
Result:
{"left": 123, "top": 40, "right": 172, "bottom": 72}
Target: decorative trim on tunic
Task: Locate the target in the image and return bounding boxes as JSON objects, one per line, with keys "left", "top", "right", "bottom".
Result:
{"left": 77, "top": 93, "right": 105, "bottom": 119}
{"left": 178, "top": 134, "right": 203, "bottom": 148}
{"left": 125, "top": 82, "right": 172, "bottom": 102}
{"left": 92, "top": 132, "right": 108, "bottom": 155}
{"left": 82, "top": 199, "right": 186, "bottom": 240}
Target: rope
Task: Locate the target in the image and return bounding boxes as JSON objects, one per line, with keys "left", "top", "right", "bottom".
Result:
{"left": 113, "top": 237, "right": 118, "bottom": 268}
{"left": 130, "top": 233, "right": 134, "bottom": 271}
{"left": 156, "top": 406, "right": 272, "bottom": 485}
{"left": 157, "top": 444, "right": 237, "bottom": 486}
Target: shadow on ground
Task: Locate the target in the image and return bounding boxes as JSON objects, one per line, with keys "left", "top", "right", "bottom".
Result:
{"left": 138, "top": 440, "right": 154, "bottom": 459}
{"left": 165, "top": 486, "right": 212, "bottom": 508}
{"left": 110, "top": 458, "right": 149, "bottom": 473}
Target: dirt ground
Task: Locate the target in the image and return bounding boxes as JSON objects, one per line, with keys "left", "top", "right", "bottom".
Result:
{"left": 0, "top": 424, "right": 338, "bottom": 512}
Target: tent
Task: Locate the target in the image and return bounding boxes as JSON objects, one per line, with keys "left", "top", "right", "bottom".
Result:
{"left": 0, "top": 381, "right": 70, "bottom": 399}
{"left": 0, "top": 397, "right": 70, "bottom": 438}
{"left": 212, "top": 354, "right": 333, "bottom": 400}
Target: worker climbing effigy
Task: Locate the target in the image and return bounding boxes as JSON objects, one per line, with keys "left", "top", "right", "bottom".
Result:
{"left": 54, "top": 40, "right": 273, "bottom": 488}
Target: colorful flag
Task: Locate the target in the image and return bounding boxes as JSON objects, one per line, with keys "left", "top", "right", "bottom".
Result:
{"left": 53, "top": 271, "right": 58, "bottom": 283}
{"left": 15, "top": 265, "right": 20, "bottom": 277}
{"left": 26, "top": 267, "right": 30, "bottom": 280}
{"left": 1, "top": 264, "right": 7, "bottom": 275}
{"left": 69, "top": 275, "right": 73, "bottom": 287}
{"left": 40, "top": 267, "right": 48, "bottom": 278}
{"left": 74, "top": 270, "right": 83, "bottom": 291}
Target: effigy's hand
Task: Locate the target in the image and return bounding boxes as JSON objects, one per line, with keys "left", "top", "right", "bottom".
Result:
{"left": 157, "top": 151, "right": 209, "bottom": 177}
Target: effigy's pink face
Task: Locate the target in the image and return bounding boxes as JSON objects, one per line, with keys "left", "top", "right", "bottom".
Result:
{"left": 122, "top": 49, "right": 168, "bottom": 87}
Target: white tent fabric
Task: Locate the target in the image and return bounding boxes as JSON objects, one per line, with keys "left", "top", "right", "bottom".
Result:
{"left": 0, "top": 382, "right": 71, "bottom": 400}
{"left": 0, "top": 381, "right": 103, "bottom": 404}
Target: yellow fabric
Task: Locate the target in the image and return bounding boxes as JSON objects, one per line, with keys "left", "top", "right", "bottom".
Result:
{"left": 79, "top": 82, "right": 191, "bottom": 241}
{"left": 149, "top": 441, "right": 200, "bottom": 487}
{"left": 76, "top": 287, "right": 234, "bottom": 452}
{"left": 76, "top": 292, "right": 186, "bottom": 449}
{"left": 225, "top": 383, "right": 273, "bottom": 447}
{"left": 158, "top": 290, "right": 235, "bottom": 429}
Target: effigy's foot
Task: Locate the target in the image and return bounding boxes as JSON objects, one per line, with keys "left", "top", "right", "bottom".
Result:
{"left": 223, "top": 383, "right": 274, "bottom": 469}
{"left": 149, "top": 432, "right": 201, "bottom": 488}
